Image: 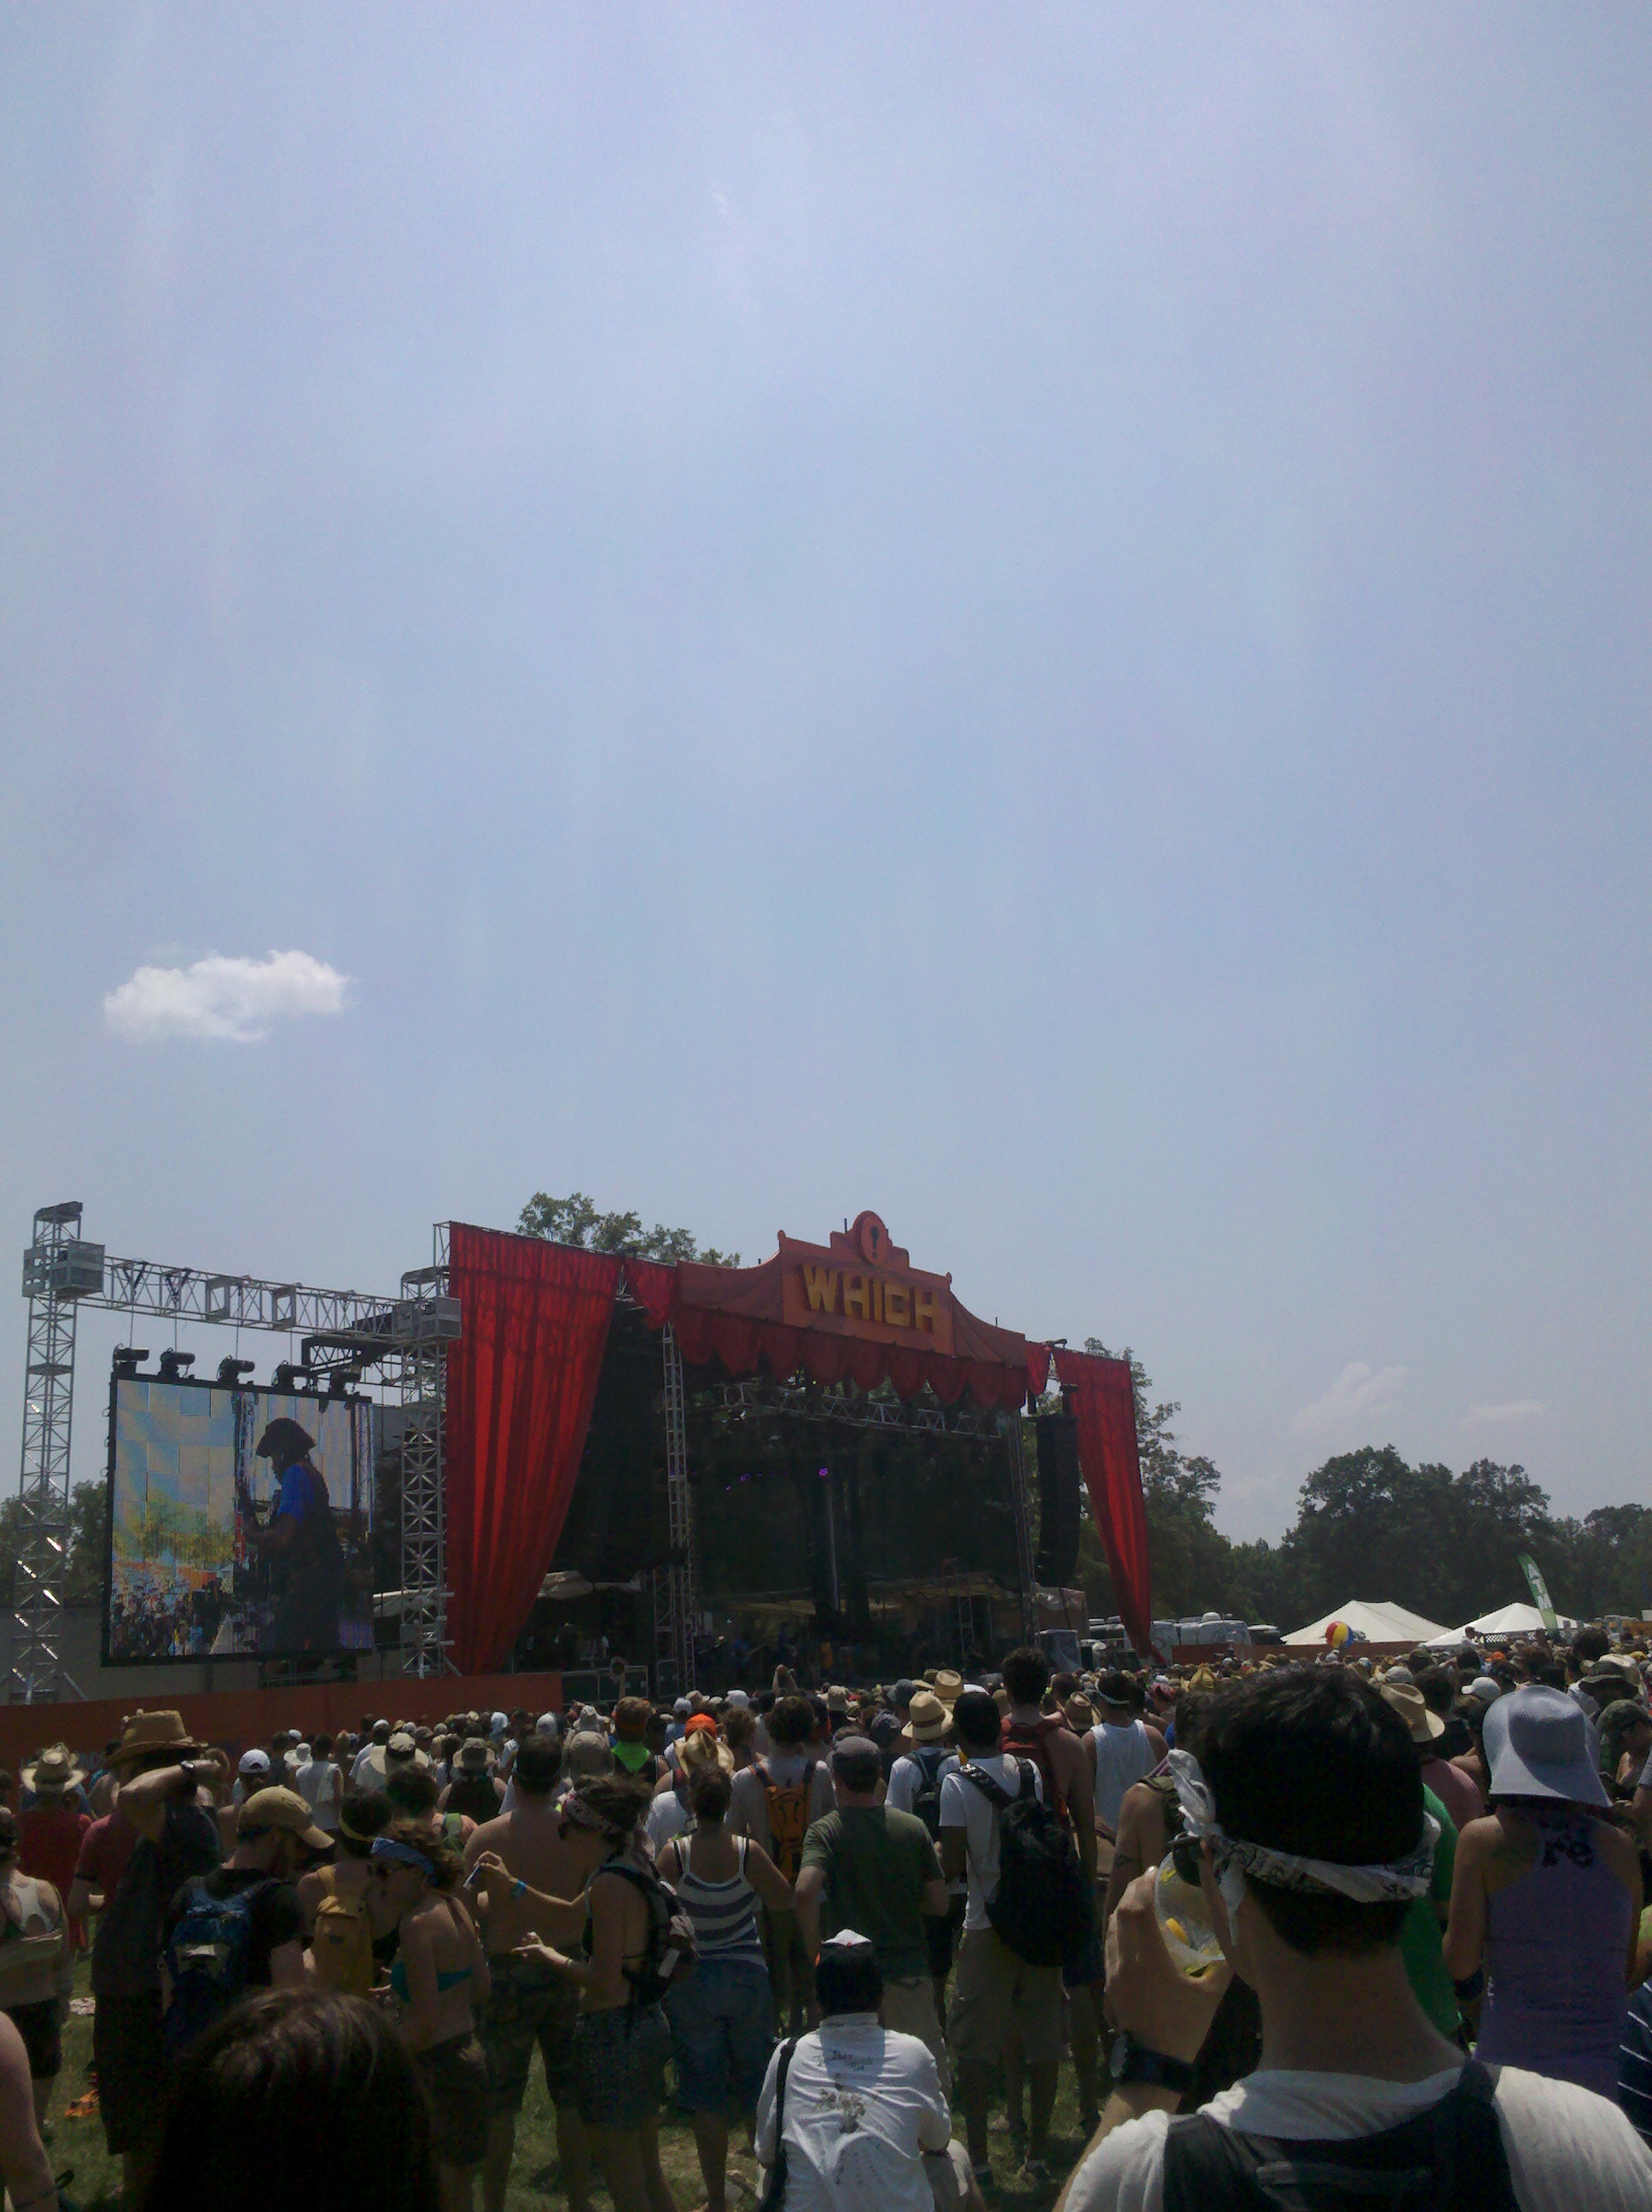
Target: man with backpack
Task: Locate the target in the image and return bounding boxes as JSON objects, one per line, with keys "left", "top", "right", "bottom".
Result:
{"left": 1000, "top": 1647, "right": 1106, "bottom": 2136}
{"left": 942, "top": 1689, "right": 1083, "bottom": 2192}
{"left": 161, "top": 1785, "right": 317, "bottom": 2060}
{"left": 887, "top": 1690, "right": 964, "bottom": 2012}
{"left": 1056, "top": 1668, "right": 1652, "bottom": 2212}
{"left": 730, "top": 1693, "right": 835, "bottom": 2036}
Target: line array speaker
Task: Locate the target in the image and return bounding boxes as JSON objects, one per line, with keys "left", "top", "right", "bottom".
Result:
{"left": 1033, "top": 1413, "right": 1083, "bottom": 1586}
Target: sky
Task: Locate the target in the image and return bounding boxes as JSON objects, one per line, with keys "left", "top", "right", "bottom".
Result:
{"left": 3, "top": 6, "right": 1649, "bottom": 1548}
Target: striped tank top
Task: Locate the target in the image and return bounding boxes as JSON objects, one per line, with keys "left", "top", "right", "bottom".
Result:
{"left": 671, "top": 1835, "right": 765, "bottom": 1965}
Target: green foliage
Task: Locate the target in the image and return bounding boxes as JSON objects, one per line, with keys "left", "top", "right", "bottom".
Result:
{"left": 1069, "top": 1343, "right": 1637, "bottom": 1633}
{"left": 0, "top": 1481, "right": 111, "bottom": 1608}
{"left": 517, "top": 1190, "right": 740, "bottom": 1267}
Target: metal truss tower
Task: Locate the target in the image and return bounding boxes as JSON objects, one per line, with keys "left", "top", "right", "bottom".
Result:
{"left": 398, "top": 1227, "right": 452, "bottom": 1679}
{"left": 13, "top": 1206, "right": 102, "bottom": 1703}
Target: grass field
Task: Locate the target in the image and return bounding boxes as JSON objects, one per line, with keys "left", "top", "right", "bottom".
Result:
{"left": 49, "top": 1959, "right": 1095, "bottom": 2209}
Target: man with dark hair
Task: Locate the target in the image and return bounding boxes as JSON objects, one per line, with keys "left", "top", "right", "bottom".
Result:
{"left": 1056, "top": 1668, "right": 1652, "bottom": 2211}
{"left": 756, "top": 1931, "right": 978, "bottom": 2212}
{"left": 465, "top": 1736, "right": 589, "bottom": 2212}
{"left": 941, "top": 1688, "right": 1062, "bottom": 2190}
{"left": 1000, "top": 1645, "right": 1105, "bottom": 2133}
{"left": 795, "top": 1736, "right": 951, "bottom": 2077}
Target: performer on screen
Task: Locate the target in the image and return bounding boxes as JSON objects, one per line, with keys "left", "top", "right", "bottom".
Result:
{"left": 250, "top": 1416, "right": 345, "bottom": 1653}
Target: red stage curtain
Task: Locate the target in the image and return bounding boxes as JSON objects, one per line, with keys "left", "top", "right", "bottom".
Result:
{"left": 445, "top": 1225, "right": 623, "bottom": 1674}
{"left": 1052, "top": 1347, "right": 1155, "bottom": 1663}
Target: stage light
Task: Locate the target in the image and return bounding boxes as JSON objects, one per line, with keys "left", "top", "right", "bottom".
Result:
{"left": 271, "top": 1362, "right": 303, "bottom": 1392}
{"left": 215, "top": 1356, "right": 255, "bottom": 1387}
{"left": 326, "top": 1368, "right": 362, "bottom": 1398}
{"left": 112, "top": 1347, "right": 149, "bottom": 1379}
{"left": 157, "top": 1349, "right": 195, "bottom": 1382}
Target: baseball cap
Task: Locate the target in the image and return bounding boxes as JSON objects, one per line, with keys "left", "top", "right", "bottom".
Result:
{"left": 238, "top": 1749, "right": 270, "bottom": 1778}
{"left": 237, "top": 1786, "right": 332, "bottom": 1850}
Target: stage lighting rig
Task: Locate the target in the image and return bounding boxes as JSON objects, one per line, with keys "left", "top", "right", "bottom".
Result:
{"left": 326, "top": 1367, "right": 363, "bottom": 1398}
{"left": 215, "top": 1356, "right": 255, "bottom": 1387}
{"left": 112, "top": 1347, "right": 149, "bottom": 1379}
{"left": 271, "top": 1361, "right": 306, "bottom": 1394}
{"left": 158, "top": 1349, "right": 195, "bottom": 1382}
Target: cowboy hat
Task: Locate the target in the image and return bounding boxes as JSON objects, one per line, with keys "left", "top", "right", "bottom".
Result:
{"left": 932, "top": 1670, "right": 963, "bottom": 1708}
{"left": 108, "top": 1710, "right": 201, "bottom": 1769}
{"left": 254, "top": 1417, "right": 314, "bottom": 1462}
{"left": 1381, "top": 1683, "right": 1446, "bottom": 1745}
{"left": 679, "top": 1729, "right": 734, "bottom": 1777}
{"left": 21, "top": 1744, "right": 85, "bottom": 1795}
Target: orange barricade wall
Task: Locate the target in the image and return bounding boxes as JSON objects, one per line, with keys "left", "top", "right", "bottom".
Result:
{"left": 0, "top": 1673, "right": 563, "bottom": 1776}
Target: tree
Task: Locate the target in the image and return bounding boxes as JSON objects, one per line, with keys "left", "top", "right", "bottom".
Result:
{"left": 517, "top": 1191, "right": 740, "bottom": 1267}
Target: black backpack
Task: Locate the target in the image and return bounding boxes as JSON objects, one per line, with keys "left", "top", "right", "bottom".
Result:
{"left": 601, "top": 1860, "right": 697, "bottom": 2008}
{"left": 963, "top": 1758, "right": 1090, "bottom": 1968}
{"left": 909, "top": 1749, "right": 947, "bottom": 1841}
{"left": 1161, "top": 2059, "right": 1518, "bottom": 2212}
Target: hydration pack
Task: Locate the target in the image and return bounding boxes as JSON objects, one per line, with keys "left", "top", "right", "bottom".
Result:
{"left": 603, "top": 1860, "right": 697, "bottom": 2008}
{"left": 162, "top": 1877, "right": 277, "bottom": 2059}
{"left": 755, "top": 1759, "right": 817, "bottom": 1882}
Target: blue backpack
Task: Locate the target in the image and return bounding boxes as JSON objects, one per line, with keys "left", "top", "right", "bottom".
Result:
{"left": 162, "top": 1877, "right": 276, "bottom": 2060}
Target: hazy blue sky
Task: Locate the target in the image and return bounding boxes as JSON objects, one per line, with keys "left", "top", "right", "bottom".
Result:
{"left": 3, "top": 7, "right": 1649, "bottom": 1547}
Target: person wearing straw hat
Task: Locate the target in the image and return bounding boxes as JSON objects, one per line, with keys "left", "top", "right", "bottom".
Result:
{"left": 17, "top": 1747, "right": 89, "bottom": 1952}
{"left": 887, "top": 1692, "right": 964, "bottom": 2011}
{"left": 1444, "top": 1684, "right": 1641, "bottom": 2101}
{"left": 68, "top": 1710, "right": 220, "bottom": 2199}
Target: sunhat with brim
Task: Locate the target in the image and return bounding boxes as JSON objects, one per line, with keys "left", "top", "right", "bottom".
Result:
{"left": 1381, "top": 1684, "right": 1446, "bottom": 1745}
{"left": 678, "top": 1729, "right": 733, "bottom": 1777}
{"left": 902, "top": 1691, "right": 951, "bottom": 1746}
{"left": 22, "top": 1744, "right": 86, "bottom": 1795}
{"left": 108, "top": 1710, "right": 202, "bottom": 1770}
{"left": 458, "top": 1738, "right": 492, "bottom": 1772}
{"left": 1483, "top": 1685, "right": 1608, "bottom": 1807}
{"left": 562, "top": 1732, "right": 614, "bottom": 1780}
{"left": 933, "top": 1670, "right": 963, "bottom": 1708}
{"left": 1597, "top": 1698, "right": 1652, "bottom": 1740}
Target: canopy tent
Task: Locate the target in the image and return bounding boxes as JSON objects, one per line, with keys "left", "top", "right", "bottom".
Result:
{"left": 442, "top": 1214, "right": 1155, "bottom": 1674}
{"left": 1425, "top": 1600, "right": 1578, "bottom": 1645}
{"left": 1284, "top": 1599, "right": 1452, "bottom": 1648}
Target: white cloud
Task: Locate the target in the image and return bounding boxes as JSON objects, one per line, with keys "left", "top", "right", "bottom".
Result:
{"left": 1291, "top": 1361, "right": 1408, "bottom": 1436}
{"left": 1460, "top": 1400, "right": 1547, "bottom": 1429}
{"left": 103, "top": 951, "right": 350, "bottom": 1044}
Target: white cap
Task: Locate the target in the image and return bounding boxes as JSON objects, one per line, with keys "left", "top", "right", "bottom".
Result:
{"left": 536, "top": 1713, "right": 558, "bottom": 1734}
{"left": 491, "top": 1711, "right": 509, "bottom": 1733}
{"left": 820, "top": 1927, "right": 874, "bottom": 1952}
{"left": 238, "top": 1749, "right": 270, "bottom": 1776}
{"left": 724, "top": 1689, "right": 750, "bottom": 1708}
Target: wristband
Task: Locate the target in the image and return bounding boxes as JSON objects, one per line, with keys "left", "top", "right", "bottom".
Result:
{"left": 1108, "top": 2031, "right": 1195, "bottom": 2093}
{"left": 513, "top": 1878, "right": 527, "bottom": 1900}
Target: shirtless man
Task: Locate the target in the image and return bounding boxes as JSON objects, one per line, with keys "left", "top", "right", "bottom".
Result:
{"left": 464, "top": 1736, "right": 591, "bottom": 2212}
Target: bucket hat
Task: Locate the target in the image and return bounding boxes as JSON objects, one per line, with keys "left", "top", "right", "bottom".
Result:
{"left": 1483, "top": 1685, "right": 1608, "bottom": 1807}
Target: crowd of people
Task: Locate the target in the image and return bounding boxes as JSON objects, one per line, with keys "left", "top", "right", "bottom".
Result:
{"left": 0, "top": 1624, "right": 1649, "bottom": 2209}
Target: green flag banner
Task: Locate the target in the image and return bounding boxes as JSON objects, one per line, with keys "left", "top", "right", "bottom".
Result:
{"left": 1518, "top": 1551, "right": 1559, "bottom": 1635}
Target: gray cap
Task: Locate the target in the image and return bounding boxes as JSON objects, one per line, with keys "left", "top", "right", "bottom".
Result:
{"left": 1465, "top": 1677, "right": 1502, "bottom": 1706}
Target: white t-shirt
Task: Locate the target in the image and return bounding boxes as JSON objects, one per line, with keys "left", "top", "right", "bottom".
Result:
{"left": 730, "top": 1753, "right": 836, "bottom": 1859}
{"left": 646, "top": 1784, "right": 692, "bottom": 1854}
{"left": 887, "top": 1751, "right": 963, "bottom": 1895}
{"left": 756, "top": 2015, "right": 951, "bottom": 2212}
{"left": 351, "top": 1743, "right": 387, "bottom": 1787}
{"left": 1062, "top": 2064, "right": 1652, "bottom": 2212}
{"left": 297, "top": 1757, "right": 341, "bottom": 1831}
{"left": 937, "top": 1755, "right": 1043, "bottom": 1932}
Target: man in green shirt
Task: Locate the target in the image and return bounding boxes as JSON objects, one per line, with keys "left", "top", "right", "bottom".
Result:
{"left": 794, "top": 1734, "right": 951, "bottom": 2080}
{"left": 1399, "top": 1784, "right": 1461, "bottom": 2039}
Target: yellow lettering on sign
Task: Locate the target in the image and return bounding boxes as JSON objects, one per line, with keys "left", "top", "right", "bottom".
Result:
{"left": 883, "top": 1281, "right": 910, "bottom": 1328}
{"left": 801, "top": 1266, "right": 840, "bottom": 1315}
{"left": 912, "top": 1286, "right": 937, "bottom": 1334}
{"left": 843, "top": 1273, "right": 870, "bottom": 1320}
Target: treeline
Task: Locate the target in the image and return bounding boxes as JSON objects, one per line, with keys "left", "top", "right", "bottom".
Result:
{"left": 1075, "top": 1345, "right": 1651, "bottom": 1633}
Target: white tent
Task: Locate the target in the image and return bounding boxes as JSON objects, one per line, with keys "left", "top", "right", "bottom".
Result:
{"left": 1424, "top": 1600, "right": 1577, "bottom": 1647}
{"left": 1284, "top": 1599, "right": 1452, "bottom": 1648}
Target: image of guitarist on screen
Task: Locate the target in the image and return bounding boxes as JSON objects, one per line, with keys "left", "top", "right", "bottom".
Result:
{"left": 249, "top": 1416, "right": 345, "bottom": 1653}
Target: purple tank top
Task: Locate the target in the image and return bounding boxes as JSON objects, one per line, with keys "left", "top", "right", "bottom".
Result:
{"left": 1475, "top": 1809, "right": 1632, "bottom": 2102}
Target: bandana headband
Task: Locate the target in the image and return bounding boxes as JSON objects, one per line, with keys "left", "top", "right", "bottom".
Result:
{"left": 369, "top": 1836, "right": 438, "bottom": 1875}
{"left": 559, "top": 1793, "right": 610, "bottom": 1834}
{"left": 1167, "top": 1749, "right": 1438, "bottom": 1904}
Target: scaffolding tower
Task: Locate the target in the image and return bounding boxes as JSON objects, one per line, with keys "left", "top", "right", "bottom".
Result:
{"left": 397, "top": 1233, "right": 452, "bottom": 1679}
{"left": 12, "top": 1206, "right": 102, "bottom": 1703}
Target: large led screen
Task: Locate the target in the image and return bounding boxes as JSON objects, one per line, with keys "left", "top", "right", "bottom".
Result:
{"left": 106, "top": 1373, "right": 375, "bottom": 1662}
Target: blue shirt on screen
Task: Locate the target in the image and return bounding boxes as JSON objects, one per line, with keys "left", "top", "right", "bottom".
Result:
{"left": 276, "top": 1464, "right": 317, "bottom": 1520}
